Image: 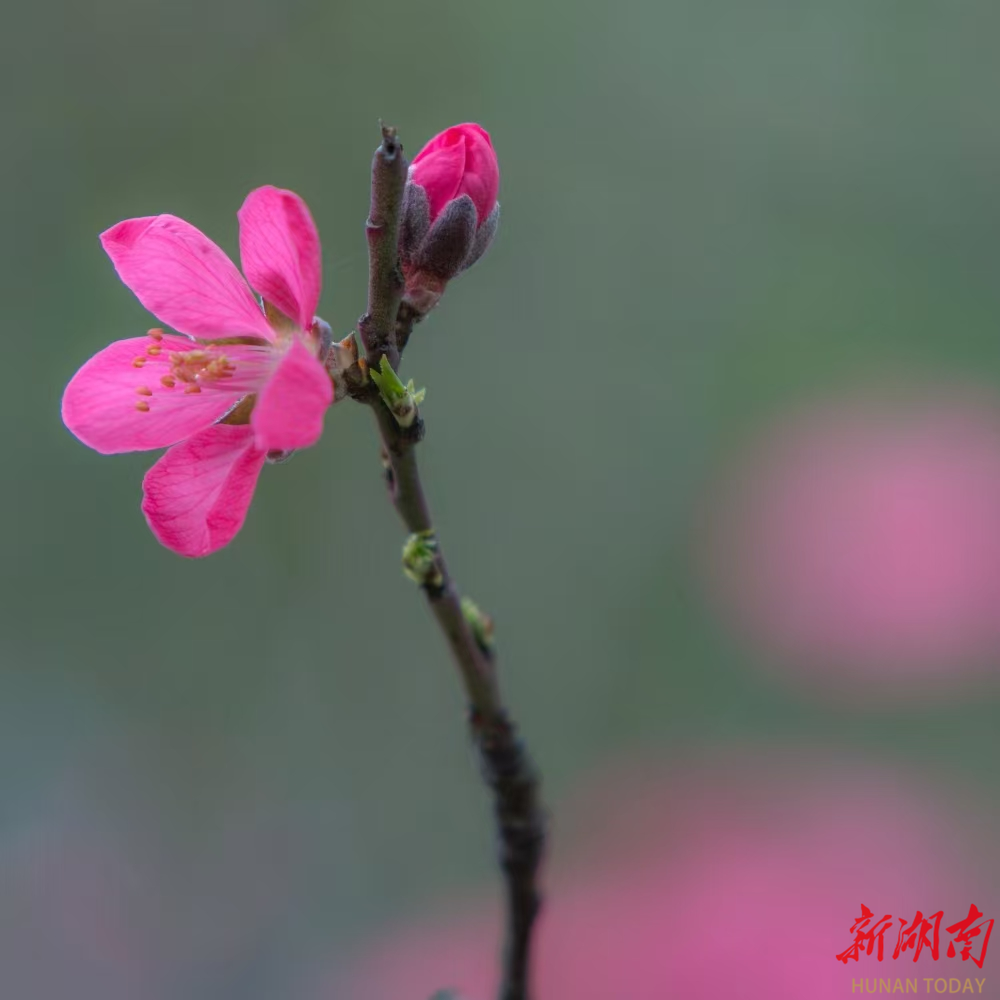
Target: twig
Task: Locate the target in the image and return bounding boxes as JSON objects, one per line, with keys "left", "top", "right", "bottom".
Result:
{"left": 358, "top": 122, "right": 407, "bottom": 372}
{"left": 356, "top": 125, "right": 546, "bottom": 1000}
{"left": 395, "top": 300, "right": 421, "bottom": 354}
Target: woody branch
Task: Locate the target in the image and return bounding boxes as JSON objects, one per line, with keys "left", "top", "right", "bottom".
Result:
{"left": 351, "top": 124, "right": 546, "bottom": 1000}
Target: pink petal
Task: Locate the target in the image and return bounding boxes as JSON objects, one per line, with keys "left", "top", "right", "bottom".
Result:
{"left": 101, "top": 215, "right": 274, "bottom": 340}
{"left": 238, "top": 186, "right": 322, "bottom": 331}
{"left": 61, "top": 334, "right": 247, "bottom": 454}
{"left": 410, "top": 123, "right": 499, "bottom": 225}
{"left": 456, "top": 124, "right": 500, "bottom": 224}
{"left": 141, "top": 424, "right": 266, "bottom": 557}
{"left": 409, "top": 137, "right": 465, "bottom": 221}
{"left": 251, "top": 338, "right": 333, "bottom": 452}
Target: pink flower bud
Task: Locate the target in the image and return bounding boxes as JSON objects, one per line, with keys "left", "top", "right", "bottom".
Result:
{"left": 409, "top": 123, "right": 499, "bottom": 227}
{"left": 399, "top": 123, "right": 500, "bottom": 316}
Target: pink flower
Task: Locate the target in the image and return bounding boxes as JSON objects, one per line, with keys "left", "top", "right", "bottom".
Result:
{"left": 399, "top": 123, "right": 500, "bottom": 315}
{"left": 61, "top": 186, "right": 334, "bottom": 558}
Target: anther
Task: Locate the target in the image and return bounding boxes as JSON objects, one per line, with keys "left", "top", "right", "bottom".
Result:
{"left": 135, "top": 386, "right": 152, "bottom": 396}
{"left": 146, "top": 345, "right": 162, "bottom": 356}
{"left": 169, "top": 348, "right": 236, "bottom": 386}
{"left": 132, "top": 356, "right": 147, "bottom": 368}
{"left": 135, "top": 400, "right": 150, "bottom": 412}
{"left": 160, "top": 375, "right": 176, "bottom": 388}
{"left": 148, "top": 328, "right": 164, "bottom": 341}
{"left": 184, "top": 384, "right": 202, "bottom": 394}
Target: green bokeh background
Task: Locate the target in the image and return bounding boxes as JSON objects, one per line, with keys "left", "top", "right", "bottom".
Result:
{"left": 4, "top": 0, "right": 1000, "bottom": 996}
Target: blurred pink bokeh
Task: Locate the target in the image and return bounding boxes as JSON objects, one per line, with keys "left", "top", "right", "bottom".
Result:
{"left": 328, "top": 752, "right": 992, "bottom": 1000}
{"left": 704, "top": 390, "right": 1000, "bottom": 684}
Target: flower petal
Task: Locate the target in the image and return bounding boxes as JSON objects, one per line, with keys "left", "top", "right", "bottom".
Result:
{"left": 251, "top": 338, "right": 333, "bottom": 452}
{"left": 101, "top": 215, "right": 274, "bottom": 340}
{"left": 61, "top": 334, "right": 247, "bottom": 454}
{"left": 238, "top": 187, "right": 322, "bottom": 332}
{"left": 456, "top": 124, "right": 500, "bottom": 225}
{"left": 141, "top": 424, "right": 266, "bottom": 557}
{"left": 409, "top": 136, "right": 465, "bottom": 221}
{"left": 410, "top": 124, "right": 499, "bottom": 225}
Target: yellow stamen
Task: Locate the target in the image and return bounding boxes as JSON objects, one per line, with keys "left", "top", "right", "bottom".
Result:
{"left": 135, "top": 400, "right": 150, "bottom": 412}
{"left": 135, "top": 385, "right": 152, "bottom": 396}
{"left": 169, "top": 349, "right": 236, "bottom": 385}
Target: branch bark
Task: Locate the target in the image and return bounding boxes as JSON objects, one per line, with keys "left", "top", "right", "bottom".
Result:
{"left": 358, "top": 122, "right": 407, "bottom": 372}
{"left": 357, "top": 125, "right": 546, "bottom": 1000}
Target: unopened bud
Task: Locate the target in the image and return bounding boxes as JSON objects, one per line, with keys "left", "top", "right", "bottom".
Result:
{"left": 461, "top": 596, "right": 495, "bottom": 654}
{"left": 402, "top": 530, "right": 442, "bottom": 587}
{"left": 399, "top": 123, "right": 500, "bottom": 316}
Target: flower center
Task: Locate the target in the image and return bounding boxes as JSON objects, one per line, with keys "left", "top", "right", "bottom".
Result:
{"left": 129, "top": 328, "right": 276, "bottom": 412}
{"left": 168, "top": 348, "right": 236, "bottom": 385}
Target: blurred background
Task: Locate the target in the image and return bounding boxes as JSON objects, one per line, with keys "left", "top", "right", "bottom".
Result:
{"left": 4, "top": 0, "right": 1000, "bottom": 997}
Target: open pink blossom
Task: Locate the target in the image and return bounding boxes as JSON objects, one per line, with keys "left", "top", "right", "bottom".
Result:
{"left": 61, "top": 186, "right": 334, "bottom": 557}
